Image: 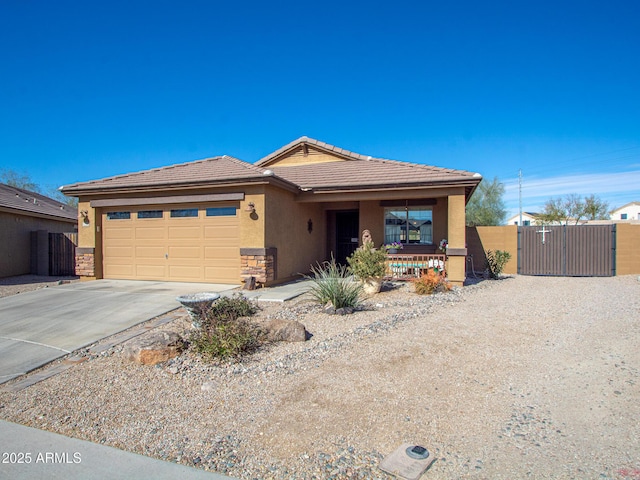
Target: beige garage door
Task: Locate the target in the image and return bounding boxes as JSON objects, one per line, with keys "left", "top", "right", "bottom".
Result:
{"left": 102, "top": 204, "right": 240, "bottom": 283}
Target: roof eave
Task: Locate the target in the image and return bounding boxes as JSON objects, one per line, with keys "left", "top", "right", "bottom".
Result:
{"left": 297, "top": 178, "right": 482, "bottom": 195}
{"left": 0, "top": 205, "right": 77, "bottom": 223}
{"left": 62, "top": 175, "right": 300, "bottom": 197}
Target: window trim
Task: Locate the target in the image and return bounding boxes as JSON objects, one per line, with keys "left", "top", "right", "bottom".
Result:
{"left": 137, "top": 210, "right": 163, "bottom": 219}
{"left": 206, "top": 207, "right": 237, "bottom": 217}
{"left": 384, "top": 206, "right": 433, "bottom": 245}
{"left": 170, "top": 208, "right": 199, "bottom": 218}
{"left": 106, "top": 211, "right": 131, "bottom": 220}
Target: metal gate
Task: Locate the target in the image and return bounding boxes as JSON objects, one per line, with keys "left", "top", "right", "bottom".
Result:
{"left": 49, "top": 232, "right": 77, "bottom": 276}
{"left": 518, "top": 225, "right": 615, "bottom": 276}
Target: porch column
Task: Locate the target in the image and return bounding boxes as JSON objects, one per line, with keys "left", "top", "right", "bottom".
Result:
{"left": 446, "top": 194, "right": 467, "bottom": 286}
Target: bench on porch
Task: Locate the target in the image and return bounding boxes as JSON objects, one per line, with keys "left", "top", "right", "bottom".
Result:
{"left": 385, "top": 253, "right": 447, "bottom": 280}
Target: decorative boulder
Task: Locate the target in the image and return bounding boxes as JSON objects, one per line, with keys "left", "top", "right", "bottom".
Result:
{"left": 264, "top": 319, "right": 307, "bottom": 342}
{"left": 125, "top": 331, "right": 184, "bottom": 365}
{"left": 323, "top": 303, "right": 354, "bottom": 315}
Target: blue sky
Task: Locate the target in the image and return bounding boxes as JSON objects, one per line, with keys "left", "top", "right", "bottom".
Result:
{"left": 1, "top": 1, "right": 639, "bottom": 220}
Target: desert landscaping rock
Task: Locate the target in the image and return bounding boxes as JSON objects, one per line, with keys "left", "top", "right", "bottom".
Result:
{"left": 124, "top": 331, "right": 184, "bottom": 365}
{"left": 263, "top": 319, "right": 308, "bottom": 342}
{"left": 1, "top": 275, "right": 639, "bottom": 479}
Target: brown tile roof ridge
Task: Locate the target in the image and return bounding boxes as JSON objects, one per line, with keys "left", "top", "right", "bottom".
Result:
{"left": 256, "top": 137, "right": 481, "bottom": 178}
{"left": 268, "top": 154, "right": 481, "bottom": 191}
{"left": 256, "top": 136, "right": 376, "bottom": 165}
{"left": 61, "top": 155, "right": 271, "bottom": 192}
{"left": 0, "top": 183, "right": 77, "bottom": 221}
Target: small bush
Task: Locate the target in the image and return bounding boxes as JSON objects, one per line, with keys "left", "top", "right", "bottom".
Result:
{"left": 346, "top": 243, "right": 388, "bottom": 279}
{"left": 191, "top": 294, "right": 260, "bottom": 360}
{"left": 307, "top": 258, "right": 363, "bottom": 310}
{"left": 206, "top": 293, "right": 257, "bottom": 322}
{"left": 413, "top": 268, "right": 452, "bottom": 295}
{"left": 486, "top": 250, "right": 511, "bottom": 279}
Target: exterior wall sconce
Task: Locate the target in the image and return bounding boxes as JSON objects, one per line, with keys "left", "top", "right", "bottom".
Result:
{"left": 307, "top": 218, "right": 313, "bottom": 233}
{"left": 80, "top": 210, "right": 90, "bottom": 226}
{"left": 244, "top": 202, "right": 256, "bottom": 214}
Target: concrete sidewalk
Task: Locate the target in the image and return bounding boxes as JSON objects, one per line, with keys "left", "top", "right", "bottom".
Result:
{"left": 0, "top": 420, "right": 235, "bottom": 480}
{"left": 239, "top": 278, "right": 312, "bottom": 303}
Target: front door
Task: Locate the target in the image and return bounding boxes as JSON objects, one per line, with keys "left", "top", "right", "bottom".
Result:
{"left": 335, "top": 210, "right": 359, "bottom": 265}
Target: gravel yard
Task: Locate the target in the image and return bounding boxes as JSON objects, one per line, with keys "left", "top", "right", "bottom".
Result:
{"left": 1, "top": 275, "right": 639, "bottom": 479}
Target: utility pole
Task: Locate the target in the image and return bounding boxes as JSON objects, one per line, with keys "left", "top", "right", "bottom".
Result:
{"left": 518, "top": 169, "right": 523, "bottom": 226}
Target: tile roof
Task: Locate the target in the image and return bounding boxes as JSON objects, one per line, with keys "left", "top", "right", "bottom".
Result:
{"left": 260, "top": 136, "right": 481, "bottom": 191}
{"left": 0, "top": 183, "right": 77, "bottom": 221}
{"left": 270, "top": 156, "right": 480, "bottom": 191}
{"left": 61, "top": 155, "right": 273, "bottom": 193}
{"left": 60, "top": 137, "right": 481, "bottom": 197}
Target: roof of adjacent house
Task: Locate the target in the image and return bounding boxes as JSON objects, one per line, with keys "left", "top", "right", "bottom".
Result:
{"left": 0, "top": 183, "right": 77, "bottom": 222}
{"left": 611, "top": 201, "right": 640, "bottom": 212}
{"left": 61, "top": 137, "right": 482, "bottom": 197}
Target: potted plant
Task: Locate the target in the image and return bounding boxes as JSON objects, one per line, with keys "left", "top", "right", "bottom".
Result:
{"left": 383, "top": 241, "right": 403, "bottom": 254}
{"left": 347, "top": 241, "right": 388, "bottom": 295}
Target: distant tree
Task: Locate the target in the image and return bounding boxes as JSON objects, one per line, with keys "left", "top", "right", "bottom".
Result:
{"left": 537, "top": 194, "right": 609, "bottom": 225}
{"left": 466, "top": 177, "right": 507, "bottom": 226}
{"left": 0, "top": 168, "right": 77, "bottom": 207}
{"left": 582, "top": 194, "right": 610, "bottom": 220}
{"left": 0, "top": 168, "right": 40, "bottom": 192}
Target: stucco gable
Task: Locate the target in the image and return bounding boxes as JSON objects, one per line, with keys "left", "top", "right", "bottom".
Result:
{"left": 257, "top": 136, "right": 373, "bottom": 167}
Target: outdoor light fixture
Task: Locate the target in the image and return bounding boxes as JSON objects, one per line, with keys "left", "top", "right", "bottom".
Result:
{"left": 244, "top": 202, "right": 256, "bottom": 214}
{"left": 80, "top": 210, "right": 90, "bottom": 226}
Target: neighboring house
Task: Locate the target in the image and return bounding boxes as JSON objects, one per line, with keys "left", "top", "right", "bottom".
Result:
{"left": 506, "top": 212, "right": 540, "bottom": 226}
{"left": 61, "top": 137, "right": 482, "bottom": 286}
{"left": 610, "top": 202, "right": 640, "bottom": 221}
{"left": 0, "top": 183, "right": 77, "bottom": 278}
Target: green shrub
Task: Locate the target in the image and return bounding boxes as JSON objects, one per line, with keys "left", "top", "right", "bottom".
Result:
{"left": 486, "top": 250, "right": 512, "bottom": 279}
{"left": 191, "top": 294, "right": 260, "bottom": 360}
{"left": 207, "top": 293, "right": 257, "bottom": 322}
{"left": 346, "top": 244, "right": 388, "bottom": 279}
{"left": 307, "top": 258, "right": 362, "bottom": 310}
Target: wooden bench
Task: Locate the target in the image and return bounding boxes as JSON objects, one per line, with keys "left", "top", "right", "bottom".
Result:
{"left": 385, "top": 253, "right": 447, "bottom": 280}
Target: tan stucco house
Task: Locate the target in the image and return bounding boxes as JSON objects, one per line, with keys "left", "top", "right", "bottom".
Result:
{"left": 0, "top": 183, "right": 77, "bottom": 278}
{"left": 61, "top": 137, "right": 481, "bottom": 286}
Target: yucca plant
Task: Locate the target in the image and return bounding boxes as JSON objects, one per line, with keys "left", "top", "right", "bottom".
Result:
{"left": 306, "top": 258, "right": 363, "bottom": 310}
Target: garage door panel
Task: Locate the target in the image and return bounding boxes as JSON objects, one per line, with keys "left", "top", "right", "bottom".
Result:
{"left": 168, "top": 265, "right": 203, "bottom": 280}
{"left": 104, "top": 264, "right": 134, "bottom": 277}
{"left": 205, "top": 246, "right": 239, "bottom": 260}
{"left": 135, "top": 265, "right": 166, "bottom": 277}
{"left": 204, "top": 266, "right": 238, "bottom": 279}
{"left": 135, "top": 246, "right": 166, "bottom": 259}
{"left": 104, "top": 246, "right": 133, "bottom": 258}
{"left": 204, "top": 225, "right": 238, "bottom": 239}
{"left": 168, "top": 246, "right": 201, "bottom": 259}
{"left": 135, "top": 227, "right": 166, "bottom": 239}
{"left": 104, "top": 227, "right": 133, "bottom": 240}
{"left": 168, "top": 226, "right": 201, "bottom": 239}
{"left": 103, "top": 205, "right": 240, "bottom": 283}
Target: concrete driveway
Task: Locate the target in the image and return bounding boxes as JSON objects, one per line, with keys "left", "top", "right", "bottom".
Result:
{"left": 0, "top": 280, "right": 238, "bottom": 384}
